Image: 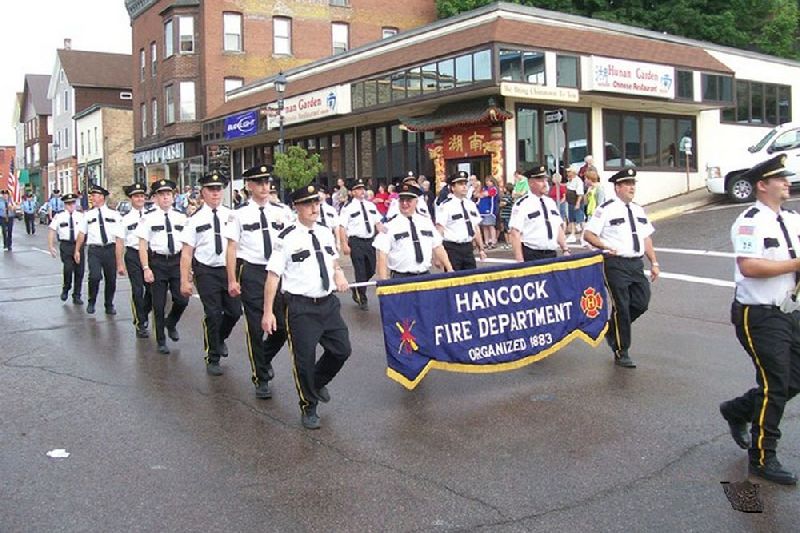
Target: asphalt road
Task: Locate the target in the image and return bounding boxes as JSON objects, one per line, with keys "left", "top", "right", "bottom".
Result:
{"left": 1, "top": 204, "right": 798, "bottom": 532}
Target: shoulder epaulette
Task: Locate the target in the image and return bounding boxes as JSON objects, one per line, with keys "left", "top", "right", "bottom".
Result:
{"left": 781, "top": 207, "right": 797, "bottom": 214}
{"left": 514, "top": 194, "right": 529, "bottom": 207}
{"left": 600, "top": 199, "right": 614, "bottom": 208}
{"left": 278, "top": 224, "right": 296, "bottom": 239}
{"left": 145, "top": 207, "right": 156, "bottom": 214}
{"left": 386, "top": 214, "right": 398, "bottom": 222}
{"left": 234, "top": 203, "right": 245, "bottom": 210}
{"left": 744, "top": 207, "right": 759, "bottom": 218}
{"left": 437, "top": 196, "right": 452, "bottom": 206}
{"left": 269, "top": 201, "right": 284, "bottom": 208}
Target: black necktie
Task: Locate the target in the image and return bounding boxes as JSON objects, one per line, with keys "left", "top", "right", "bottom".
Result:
{"left": 540, "top": 198, "right": 553, "bottom": 240}
{"left": 461, "top": 200, "right": 474, "bottom": 238}
{"left": 98, "top": 208, "right": 108, "bottom": 245}
{"left": 626, "top": 204, "right": 640, "bottom": 254}
{"left": 360, "top": 201, "right": 372, "bottom": 235}
{"left": 259, "top": 206, "right": 272, "bottom": 261}
{"left": 408, "top": 217, "right": 424, "bottom": 263}
{"left": 320, "top": 205, "right": 327, "bottom": 227}
{"left": 68, "top": 213, "right": 75, "bottom": 242}
{"left": 777, "top": 214, "right": 799, "bottom": 283}
{"left": 310, "top": 230, "right": 330, "bottom": 291}
{"left": 165, "top": 212, "right": 175, "bottom": 255}
{"left": 212, "top": 208, "right": 222, "bottom": 255}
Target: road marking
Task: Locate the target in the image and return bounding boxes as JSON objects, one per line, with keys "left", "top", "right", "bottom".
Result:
{"left": 32, "top": 247, "right": 52, "bottom": 255}
{"left": 654, "top": 247, "right": 736, "bottom": 259}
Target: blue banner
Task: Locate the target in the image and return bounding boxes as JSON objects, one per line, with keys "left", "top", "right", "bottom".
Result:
{"left": 377, "top": 252, "right": 610, "bottom": 389}
{"left": 224, "top": 110, "right": 258, "bottom": 140}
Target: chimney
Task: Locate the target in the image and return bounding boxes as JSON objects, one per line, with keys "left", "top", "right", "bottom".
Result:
{"left": 64, "top": 38, "right": 72, "bottom": 50}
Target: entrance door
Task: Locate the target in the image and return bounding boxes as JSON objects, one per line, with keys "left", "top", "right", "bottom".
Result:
{"left": 446, "top": 156, "right": 491, "bottom": 181}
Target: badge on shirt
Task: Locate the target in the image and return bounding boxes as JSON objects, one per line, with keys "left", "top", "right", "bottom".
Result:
{"left": 734, "top": 224, "right": 757, "bottom": 255}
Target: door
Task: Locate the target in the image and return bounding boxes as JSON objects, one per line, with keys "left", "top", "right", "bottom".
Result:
{"left": 446, "top": 156, "right": 491, "bottom": 181}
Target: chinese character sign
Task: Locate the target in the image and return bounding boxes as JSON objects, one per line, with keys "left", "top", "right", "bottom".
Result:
{"left": 443, "top": 126, "right": 492, "bottom": 159}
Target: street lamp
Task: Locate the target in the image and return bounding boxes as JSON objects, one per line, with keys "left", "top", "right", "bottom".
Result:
{"left": 275, "top": 71, "right": 288, "bottom": 154}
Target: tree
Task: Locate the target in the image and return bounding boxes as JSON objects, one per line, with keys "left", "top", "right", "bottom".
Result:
{"left": 272, "top": 145, "right": 324, "bottom": 192}
{"left": 435, "top": 0, "right": 800, "bottom": 60}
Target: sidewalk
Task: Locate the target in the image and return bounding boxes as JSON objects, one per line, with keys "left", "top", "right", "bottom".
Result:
{"left": 645, "top": 187, "right": 721, "bottom": 222}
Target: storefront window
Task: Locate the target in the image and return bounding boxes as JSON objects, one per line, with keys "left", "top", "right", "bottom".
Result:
{"left": 438, "top": 59, "right": 455, "bottom": 90}
{"left": 736, "top": 81, "right": 749, "bottom": 123}
{"left": 676, "top": 70, "right": 693, "bottom": 100}
{"left": 523, "top": 51, "right": 545, "bottom": 84}
{"left": 604, "top": 111, "right": 695, "bottom": 170}
{"left": 603, "top": 113, "right": 622, "bottom": 167}
{"left": 374, "top": 127, "right": 388, "bottom": 179}
{"left": 407, "top": 132, "right": 418, "bottom": 175}
{"left": 701, "top": 74, "right": 734, "bottom": 103}
{"left": 556, "top": 55, "right": 578, "bottom": 88}
{"left": 331, "top": 134, "right": 342, "bottom": 181}
{"left": 422, "top": 63, "right": 437, "bottom": 93}
{"left": 407, "top": 67, "right": 422, "bottom": 98}
{"left": 499, "top": 50, "right": 521, "bottom": 81}
{"left": 352, "top": 82, "right": 364, "bottom": 109}
{"left": 392, "top": 72, "right": 406, "bottom": 101}
{"left": 726, "top": 80, "right": 792, "bottom": 126}
{"left": 565, "top": 110, "right": 590, "bottom": 169}
{"left": 344, "top": 132, "right": 354, "bottom": 178}
{"left": 623, "top": 116, "right": 641, "bottom": 167}
{"left": 516, "top": 107, "right": 539, "bottom": 173}
{"left": 473, "top": 50, "right": 491, "bottom": 81}
{"left": 390, "top": 125, "right": 403, "bottom": 177}
{"left": 659, "top": 119, "right": 676, "bottom": 168}
{"left": 455, "top": 55, "right": 472, "bottom": 86}
{"left": 765, "top": 85, "right": 778, "bottom": 126}
{"left": 377, "top": 76, "right": 392, "bottom": 105}
{"left": 677, "top": 118, "right": 694, "bottom": 168}
{"left": 364, "top": 80, "right": 377, "bottom": 107}
{"left": 642, "top": 117, "right": 658, "bottom": 167}
{"left": 750, "top": 82, "right": 764, "bottom": 124}
{"left": 359, "top": 129, "right": 373, "bottom": 179}
{"left": 778, "top": 86, "right": 791, "bottom": 124}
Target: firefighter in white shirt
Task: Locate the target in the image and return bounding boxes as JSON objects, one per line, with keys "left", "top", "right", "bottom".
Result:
{"left": 48, "top": 193, "right": 85, "bottom": 304}
{"left": 262, "top": 183, "right": 351, "bottom": 430}
{"left": 435, "top": 171, "right": 485, "bottom": 270}
{"left": 180, "top": 172, "right": 242, "bottom": 376}
{"left": 375, "top": 183, "right": 452, "bottom": 279}
{"left": 583, "top": 168, "right": 659, "bottom": 369}
{"left": 339, "top": 178, "right": 383, "bottom": 310}
{"left": 386, "top": 173, "right": 431, "bottom": 219}
{"left": 115, "top": 182, "right": 153, "bottom": 338}
{"left": 509, "top": 165, "right": 570, "bottom": 262}
{"left": 316, "top": 184, "right": 340, "bottom": 248}
{"left": 136, "top": 179, "right": 189, "bottom": 355}
{"left": 75, "top": 185, "right": 122, "bottom": 315}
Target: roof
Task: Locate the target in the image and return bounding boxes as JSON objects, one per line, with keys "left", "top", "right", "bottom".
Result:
{"left": 24, "top": 74, "right": 52, "bottom": 116}
{"left": 57, "top": 49, "right": 132, "bottom": 89}
{"left": 400, "top": 98, "right": 513, "bottom": 132}
{"left": 209, "top": 4, "right": 733, "bottom": 120}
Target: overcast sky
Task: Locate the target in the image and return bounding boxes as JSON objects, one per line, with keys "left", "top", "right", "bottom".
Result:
{"left": 1, "top": 0, "right": 132, "bottom": 146}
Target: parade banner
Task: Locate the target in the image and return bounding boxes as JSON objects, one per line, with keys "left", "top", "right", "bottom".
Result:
{"left": 377, "top": 252, "right": 609, "bottom": 389}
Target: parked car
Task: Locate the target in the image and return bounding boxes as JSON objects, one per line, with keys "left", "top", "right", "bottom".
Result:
{"left": 37, "top": 205, "right": 49, "bottom": 224}
{"left": 116, "top": 200, "right": 132, "bottom": 216}
{"left": 706, "top": 122, "right": 800, "bottom": 202}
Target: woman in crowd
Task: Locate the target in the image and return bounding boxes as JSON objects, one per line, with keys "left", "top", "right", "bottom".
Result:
{"left": 565, "top": 168, "right": 585, "bottom": 242}
{"left": 477, "top": 176, "right": 498, "bottom": 249}
{"left": 373, "top": 183, "right": 390, "bottom": 220}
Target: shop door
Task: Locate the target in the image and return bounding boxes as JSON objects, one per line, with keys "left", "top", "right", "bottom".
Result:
{"left": 446, "top": 156, "right": 491, "bottom": 181}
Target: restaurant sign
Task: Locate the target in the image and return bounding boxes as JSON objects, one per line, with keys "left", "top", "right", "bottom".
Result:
{"left": 583, "top": 56, "right": 675, "bottom": 99}
{"left": 134, "top": 142, "right": 185, "bottom": 165}
{"left": 267, "top": 85, "right": 352, "bottom": 129}
{"left": 443, "top": 126, "right": 493, "bottom": 159}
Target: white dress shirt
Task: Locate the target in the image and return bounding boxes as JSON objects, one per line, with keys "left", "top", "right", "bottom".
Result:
{"left": 78, "top": 205, "right": 122, "bottom": 246}
{"left": 49, "top": 210, "right": 85, "bottom": 242}
{"left": 179, "top": 204, "right": 232, "bottom": 267}
{"left": 509, "top": 193, "right": 563, "bottom": 251}
{"left": 135, "top": 207, "right": 187, "bottom": 256}
{"left": 339, "top": 198, "right": 382, "bottom": 238}
{"left": 435, "top": 195, "right": 481, "bottom": 243}
{"left": 118, "top": 207, "right": 152, "bottom": 250}
{"left": 374, "top": 213, "right": 442, "bottom": 274}
{"left": 267, "top": 222, "right": 339, "bottom": 298}
{"left": 222, "top": 200, "right": 291, "bottom": 265}
{"left": 584, "top": 197, "right": 654, "bottom": 258}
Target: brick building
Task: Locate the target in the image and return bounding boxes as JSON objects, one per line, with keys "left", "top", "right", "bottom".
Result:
{"left": 48, "top": 44, "right": 132, "bottom": 195}
{"left": 125, "top": 0, "right": 437, "bottom": 187}
{"left": 74, "top": 105, "right": 134, "bottom": 202}
{"left": 17, "top": 74, "right": 52, "bottom": 199}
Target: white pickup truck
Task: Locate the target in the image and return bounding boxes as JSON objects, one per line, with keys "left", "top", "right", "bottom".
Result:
{"left": 706, "top": 122, "right": 800, "bottom": 202}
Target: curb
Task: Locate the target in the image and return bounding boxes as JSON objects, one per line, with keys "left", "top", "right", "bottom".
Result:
{"left": 648, "top": 198, "right": 718, "bottom": 223}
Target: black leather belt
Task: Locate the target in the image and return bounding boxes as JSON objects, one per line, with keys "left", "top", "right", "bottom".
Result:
{"left": 285, "top": 293, "right": 333, "bottom": 305}
{"left": 88, "top": 243, "right": 114, "bottom": 248}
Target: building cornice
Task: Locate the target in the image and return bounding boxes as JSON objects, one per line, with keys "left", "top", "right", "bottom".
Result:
{"left": 125, "top": 0, "right": 158, "bottom": 20}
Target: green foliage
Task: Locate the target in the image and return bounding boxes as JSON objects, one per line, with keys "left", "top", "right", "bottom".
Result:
{"left": 272, "top": 145, "right": 324, "bottom": 192}
{"left": 435, "top": 0, "right": 800, "bottom": 60}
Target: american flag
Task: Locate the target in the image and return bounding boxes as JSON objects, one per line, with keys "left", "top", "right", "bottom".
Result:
{"left": 7, "top": 157, "right": 19, "bottom": 203}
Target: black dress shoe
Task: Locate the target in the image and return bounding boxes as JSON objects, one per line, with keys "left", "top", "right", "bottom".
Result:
{"left": 220, "top": 342, "right": 229, "bottom": 357}
{"left": 358, "top": 302, "right": 369, "bottom": 311}
{"left": 86, "top": 302, "right": 96, "bottom": 314}
{"left": 614, "top": 352, "right": 636, "bottom": 368}
{"left": 157, "top": 344, "right": 171, "bottom": 355}
{"left": 72, "top": 296, "right": 84, "bottom": 305}
{"left": 206, "top": 362, "right": 224, "bottom": 376}
{"left": 301, "top": 406, "right": 321, "bottom": 430}
{"left": 167, "top": 326, "right": 180, "bottom": 341}
{"left": 316, "top": 386, "right": 331, "bottom": 403}
{"left": 60, "top": 290, "right": 68, "bottom": 301}
{"left": 719, "top": 401, "right": 750, "bottom": 450}
{"left": 105, "top": 306, "right": 117, "bottom": 315}
{"left": 749, "top": 457, "right": 798, "bottom": 485}
{"left": 255, "top": 381, "right": 272, "bottom": 399}
{"left": 135, "top": 328, "right": 149, "bottom": 338}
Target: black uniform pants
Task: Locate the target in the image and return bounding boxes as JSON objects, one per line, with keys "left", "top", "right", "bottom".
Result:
{"left": 348, "top": 236, "right": 375, "bottom": 304}
{"left": 150, "top": 253, "right": 189, "bottom": 344}
{"left": 194, "top": 261, "right": 241, "bottom": 364}
{"left": 285, "top": 293, "right": 351, "bottom": 411}
{"left": 88, "top": 244, "right": 117, "bottom": 308}
{"left": 24, "top": 213, "right": 35, "bottom": 235}
{"left": 124, "top": 247, "right": 152, "bottom": 329}
{"left": 725, "top": 305, "right": 800, "bottom": 466}
{"left": 604, "top": 256, "right": 650, "bottom": 356}
{"left": 59, "top": 241, "right": 85, "bottom": 297}
{"left": 238, "top": 260, "right": 286, "bottom": 386}
{"left": 522, "top": 247, "right": 557, "bottom": 262}
{"left": 1, "top": 216, "right": 13, "bottom": 249}
{"left": 443, "top": 241, "right": 476, "bottom": 271}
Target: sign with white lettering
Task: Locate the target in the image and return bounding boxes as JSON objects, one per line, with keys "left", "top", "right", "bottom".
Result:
{"left": 133, "top": 142, "right": 185, "bottom": 165}
{"left": 500, "top": 82, "right": 579, "bottom": 103}
{"left": 377, "top": 252, "right": 610, "bottom": 389}
{"left": 583, "top": 56, "right": 675, "bottom": 99}
{"left": 544, "top": 109, "right": 567, "bottom": 125}
{"left": 267, "top": 85, "right": 352, "bottom": 129}
{"left": 224, "top": 110, "right": 258, "bottom": 140}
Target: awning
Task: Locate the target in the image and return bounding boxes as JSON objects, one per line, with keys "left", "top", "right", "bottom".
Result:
{"left": 400, "top": 98, "right": 513, "bottom": 132}
{"left": 18, "top": 169, "right": 29, "bottom": 184}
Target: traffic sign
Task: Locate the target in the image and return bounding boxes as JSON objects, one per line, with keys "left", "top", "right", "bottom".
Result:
{"left": 544, "top": 109, "right": 567, "bottom": 124}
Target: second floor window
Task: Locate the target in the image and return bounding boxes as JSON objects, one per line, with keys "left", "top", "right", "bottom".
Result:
{"left": 223, "top": 12, "right": 242, "bottom": 52}
{"left": 273, "top": 17, "right": 291, "bottom": 55}
{"left": 140, "top": 49, "right": 145, "bottom": 81}
{"left": 141, "top": 103, "right": 147, "bottom": 138}
{"left": 164, "top": 20, "right": 174, "bottom": 58}
{"left": 224, "top": 77, "right": 244, "bottom": 101}
{"left": 151, "top": 42, "right": 157, "bottom": 76}
{"left": 332, "top": 22, "right": 349, "bottom": 55}
{"left": 165, "top": 85, "right": 175, "bottom": 124}
{"left": 152, "top": 99, "right": 158, "bottom": 135}
{"left": 63, "top": 89, "right": 69, "bottom": 112}
{"left": 179, "top": 16, "right": 194, "bottom": 53}
{"left": 179, "top": 81, "right": 196, "bottom": 121}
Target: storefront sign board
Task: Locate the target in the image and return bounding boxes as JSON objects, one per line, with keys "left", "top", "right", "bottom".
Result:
{"left": 583, "top": 56, "right": 675, "bottom": 99}
{"left": 443, "top": 126, "right": 493, "bottom": 159}
{"left": 500, "top": 82, "right": 579, "bottom": 103}
{"left": 224, "top": 110, "right": 259, "bottom": 140}
{"left": 134, "top": 142, "right": 185, "bottom": 165}
{"left": 267, "top": 85, "right": 352, "bottom": 129}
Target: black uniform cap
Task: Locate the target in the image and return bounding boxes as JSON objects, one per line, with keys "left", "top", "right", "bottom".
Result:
{"left": 290, "top": 184, "right": 322, "bottom": 205}
{"left": 242, "top": 165, "right": 273, "bottom": 180}
{"left": 123, "top": 182, "right": 148, "bottom": 197}
{"left": 350, "top": 178, "right": 367, "bottom": 190}
{"left": 525, "top": 165, "right": 548, "bottom": 179}
{"left": 743, "top": 154, "right": 795, "bottom": 184}
{"left": 398, "top": 183, "right": 422, "bottom": 198}
{"left": 199, "top": 172, "right": 229, "bottom": 188}
{"left": 609, "top": 168, "right": 637, "bottom": 184}
{"left": 89, "top": 185, "right": 110, "bottom": 196}
{"left": 150, "top": 179, "right": 177, "bottom": 194}
{"left": 62, "top": 193, "right": 79, "bottom": 203}
{"left": 447, "top": 171, "right": 469, "bottom": 186}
